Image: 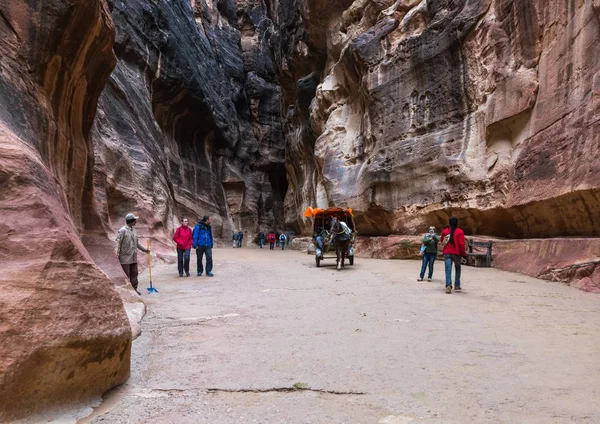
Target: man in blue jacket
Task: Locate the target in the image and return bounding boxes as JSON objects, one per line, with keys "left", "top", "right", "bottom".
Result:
{"left": 193, "top": 215, "right": 214, "bottom": 277}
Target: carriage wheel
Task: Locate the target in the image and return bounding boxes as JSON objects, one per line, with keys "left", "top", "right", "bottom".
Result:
{"left": 315, "top": 256, "right": 321, "bottom": 267}
{"left": 349, "top": 256, "right": 354, "bottom": 265}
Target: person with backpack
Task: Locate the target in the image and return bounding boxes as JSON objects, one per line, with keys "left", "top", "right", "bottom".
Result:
{"left": 440, "top": 217, "right": 466, "bottom": 293}
{"left": 279, "top": 233, "right": 287, "bottom": 250}
{"left": 258, "top": 231, "right": 264, "bottom": 248}
{"left": 232, "top": 231, "right": 238, "bottom": 248}
{"left": 193, "top": 215, "right": 214, "bottom": 277}
{"left": 268, "top": 232, "right": 276, "bottom": 250}
{"left": 417, "top": 226, "right": 439, "bottom": 282}
{"left": 275, "top": 231, "right": 280, "bottom": 247}
{"left": 173, "top": 217, "right": 193, "bottom": 277}
{"left": 237, "top": 230, "right": 243, "bottom": 248}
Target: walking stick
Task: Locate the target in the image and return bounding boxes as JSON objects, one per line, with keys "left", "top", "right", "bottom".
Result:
{"left": 147, "top": 240, "right": 158, "bottom": 293}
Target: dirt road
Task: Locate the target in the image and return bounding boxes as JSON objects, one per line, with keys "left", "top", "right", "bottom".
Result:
{"left": 82, "top": 248, "right": 600, "bottom": 423}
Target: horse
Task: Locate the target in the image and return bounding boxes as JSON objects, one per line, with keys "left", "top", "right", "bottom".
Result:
{"left": 331, "top": 219, "right": 351, "bottom": 270}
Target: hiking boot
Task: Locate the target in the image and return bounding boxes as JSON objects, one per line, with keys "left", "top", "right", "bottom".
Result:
{"left": 179, "top": 273, "right": 183, "bottom": 277}
{"left": 206, "top": 272, "right": 214, "bottom": 277}
{"left": 427, "top": 278, "right": 432, "bottom": 282}
{"left": 197, "top": 272, "right": 203, "bottom": 276}
{"left": 185, "top": 272, "right": 190, "bottom": 277}
{"left": 454, "top": 286, "right": 461, "bottom": 291}
{"left": 446, "top": 286, "right": 452, "bottom": 294}
{"left": 417, "top": 278, "right": 423, "bottom": 282}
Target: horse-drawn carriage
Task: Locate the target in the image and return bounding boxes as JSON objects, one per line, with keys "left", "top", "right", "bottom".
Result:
{"left": 303, "top": 207, "right": 356, "bottom": 270}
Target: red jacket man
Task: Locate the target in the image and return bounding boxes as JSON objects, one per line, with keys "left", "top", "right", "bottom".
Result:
{"left": 440, "top": 217, "right": 466, "bottom": 293}
{"left": 267, "top": 232, "right": 276, "bottom": 250}
{"left": 440, "top": 227, "right": 466, "bottom": 256}
{"left": 174, "top": 219, "right": 193, "bottom": 276}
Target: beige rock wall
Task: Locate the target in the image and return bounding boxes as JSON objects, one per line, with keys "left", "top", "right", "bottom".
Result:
{"left": 273, "top": 0, "right": 600, "bottom": 240}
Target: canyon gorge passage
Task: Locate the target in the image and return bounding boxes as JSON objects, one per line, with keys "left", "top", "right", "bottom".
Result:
{"left": 0, "top": 0, "right": 599, "bottom": 421}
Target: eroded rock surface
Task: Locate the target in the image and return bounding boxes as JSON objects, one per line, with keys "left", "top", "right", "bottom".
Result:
{"left": 91, "top": 0, "right": 286, "bottom": 245}
{"left": 0, "top": 1, "right": 131, "bottom": 420}
{"left": 273, "top": 0, "right": 600, "bottom": 240}
{"left": 0, "top": 0, "right": 599, "bottom": 419}
{"left": 0, "top": 0, "right": 286, "bottom": 419}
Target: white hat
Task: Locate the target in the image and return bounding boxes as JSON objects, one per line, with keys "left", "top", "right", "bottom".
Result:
{"left": 125, "top": 213, "right": 139, "bottom": 221}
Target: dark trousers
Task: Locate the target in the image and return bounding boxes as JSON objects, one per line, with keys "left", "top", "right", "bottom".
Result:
{"left": 121, "top": 263, "right": 139, "bottom": 289}
{"left": 420, "top": 253, "right": 436, "bottom": 279}
{"left": 269, "top": 241, "right": 275, "bottom": 250}
{"left": 177, "top": 248, "right": 191, "bottom": 275}
{"left": 196, "top": 246, "right": 213, "bottom": 274}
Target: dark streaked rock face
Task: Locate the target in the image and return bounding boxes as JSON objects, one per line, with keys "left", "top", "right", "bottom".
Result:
{"left": 92, "top": 0, "right": 286, "bottom": 243}
{"left": 271, "top": 0, "right": 600, "bottom": 240}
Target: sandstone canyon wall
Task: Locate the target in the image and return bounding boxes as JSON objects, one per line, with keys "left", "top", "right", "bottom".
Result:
{"left": 0, "top": 1, "right": 131, "bottom": 420}
{"left": 271, "top": 0, "right": 600, "bottom": 289}
{"left": 0, "top": 0, "right": 285, "bottom": 419}
{"left": 273, "top": 0, "right": 600, "bottom": 240}
{"left": 1, "top": 0, "right": 599, "bottom": 419}
{"left": 91, "top": 0, "right": 286, "bottom": 247}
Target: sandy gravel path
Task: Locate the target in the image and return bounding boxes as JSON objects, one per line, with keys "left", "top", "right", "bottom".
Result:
{"left": 82, "top": 248, "right": 600, "bottom": 423}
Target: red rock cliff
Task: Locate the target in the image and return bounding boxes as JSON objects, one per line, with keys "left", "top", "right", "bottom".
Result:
{"left": 0, "top": 0, "right": 286, "bottom": 418}
{"left": 0, "top": 0, "right": 130, "bottom": 420}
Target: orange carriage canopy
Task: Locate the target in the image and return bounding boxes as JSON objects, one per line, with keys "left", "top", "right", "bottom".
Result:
{"left": 303, "top": 206, "right": 353, "bottom": 217}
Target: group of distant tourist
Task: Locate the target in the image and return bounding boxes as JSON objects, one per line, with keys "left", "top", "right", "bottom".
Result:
{"left": 417, "top": 216, "right": 466, "bottom": 294}
{"left": 257, "top": 231, "right": 287, "bottom": 250}
{"left": 115, "top": 211, "right": 465, "bottom": 296}
{"left": 230, "top": 230, "right": 290, "bottom": 250}
{"left": 232, "top": 230, "right": 244, "bottom": 248}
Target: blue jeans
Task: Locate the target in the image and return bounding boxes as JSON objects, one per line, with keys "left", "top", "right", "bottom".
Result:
{"left": 177, "top": 248, "right": 191, "bottom": 275}
{"left": 196, "top": 246, "right": 213, "bottom": 274}
{"left": 316, "top": 236, "right": 323, "bottom": 249}
{"left": 419, "top": 253, "right": 436, "bottom": 279}
{"left": 281, "top": 242, "right": 285, "bottom": 250}
{"left": 259, "top": 239, "right": 263, "bottom": 248}
{"left": 444, "top": 254, "right": 461, "bottom": 288}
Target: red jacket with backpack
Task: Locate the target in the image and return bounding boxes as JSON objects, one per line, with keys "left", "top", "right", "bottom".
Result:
{"left": 173, "top": 226, "right": 193, "bottom": 250}
{"left": 268, "top": 233, "right": 276, "bottom": 242}
{"left": 440, "top": 227, "right": 467, "bottom": 256}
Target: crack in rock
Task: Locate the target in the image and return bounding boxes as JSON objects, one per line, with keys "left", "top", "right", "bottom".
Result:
{"left": 206, "top": 387, "right": 366, "bottom": 395}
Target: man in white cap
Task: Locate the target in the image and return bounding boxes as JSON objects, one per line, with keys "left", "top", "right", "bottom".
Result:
{"left": 115, "top": 213, "right": 150, "bottom": 294}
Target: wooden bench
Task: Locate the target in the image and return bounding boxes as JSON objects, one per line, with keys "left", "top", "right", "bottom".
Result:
{"left": 466, "top": 239, "right": 493, "bottom": 267}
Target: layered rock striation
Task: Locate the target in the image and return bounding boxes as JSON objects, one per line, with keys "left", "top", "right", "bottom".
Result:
{"left": 0, "top": 1, "right": 131, "bottom": 420}
{"left": 1, "top": 0, "right": 599, "bottom": 419}
{"left": 0, "top": 0, "right": 285, "bottom": 419}
{"left": 92, "top": 0, "right": 286, "bottom": 244}
{"left": 273, "top": 0, "right": 600, "bottom": 240}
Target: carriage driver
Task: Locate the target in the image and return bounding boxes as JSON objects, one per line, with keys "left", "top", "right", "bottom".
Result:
{"left": 314, "top": 224, "right": 326, "bottom": 258}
